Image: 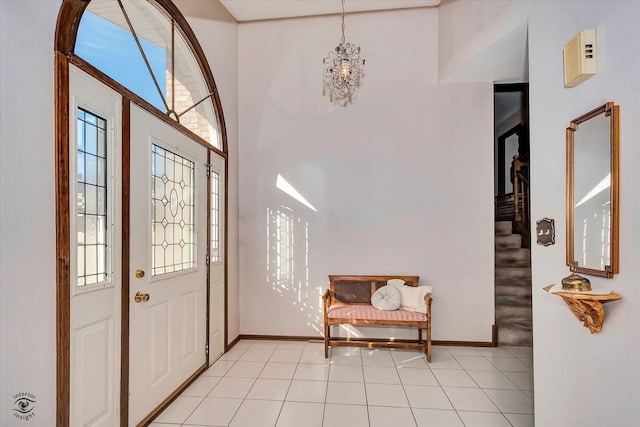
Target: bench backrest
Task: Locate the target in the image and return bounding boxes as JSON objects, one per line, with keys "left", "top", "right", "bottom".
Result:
{"left": 328, "top": 275, "right": 420, "bottom": 306}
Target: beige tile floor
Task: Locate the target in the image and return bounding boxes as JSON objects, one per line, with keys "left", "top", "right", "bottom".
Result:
{"left": 151, "top": 340, "right": 534, "bottom": 427}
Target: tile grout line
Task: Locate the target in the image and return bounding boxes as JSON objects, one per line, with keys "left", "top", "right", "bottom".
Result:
{"left": 469, "top": 348, "right": 531, "bottom": 424}
{"left": 358, "top": 349, "right": 371, "bottom": 426}
{"left": 228, "top": 340, "right": 270, "bottom": 426}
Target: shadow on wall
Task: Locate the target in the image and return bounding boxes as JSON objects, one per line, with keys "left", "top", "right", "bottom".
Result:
{"left": 265, "top": 174, "right": 323, "bottom": 335}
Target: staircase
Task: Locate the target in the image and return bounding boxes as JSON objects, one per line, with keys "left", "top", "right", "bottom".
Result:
{"left": 495, "top": 221, "right": 533, "bottom": 346}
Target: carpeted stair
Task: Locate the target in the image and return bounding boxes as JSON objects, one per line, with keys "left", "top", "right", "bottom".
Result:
{"left": 495, "top": 221, "right": 533, "bottom": 346}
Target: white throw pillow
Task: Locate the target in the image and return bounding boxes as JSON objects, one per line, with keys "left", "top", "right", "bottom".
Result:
{"left": 386, "top": 278, "right": 405, "bottom": 287}
{"left": 371, "top": 285, "right": 401, "bottom": 311}
{"left": 386, "top": 282, "right": 433, "bottom": 314}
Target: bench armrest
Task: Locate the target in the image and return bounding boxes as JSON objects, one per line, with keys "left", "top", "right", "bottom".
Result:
{"left": 322, "top": 289, "right": 333, "bottom": 318}
{"left": 423, "top": 294, "right": 433, "bottom": 307}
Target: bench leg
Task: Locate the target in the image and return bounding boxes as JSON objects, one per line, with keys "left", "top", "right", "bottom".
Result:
{"left": 324, "top": 322, "right": 330, "bottom": 358}
{"left": 419, "top": 327, "right": 431, "bottom": 363}
{"left": 425, "top": 296, "right": 432, "bottom": 363}
{"left": 425, "top": 325, "right": 432, "bottom": 363}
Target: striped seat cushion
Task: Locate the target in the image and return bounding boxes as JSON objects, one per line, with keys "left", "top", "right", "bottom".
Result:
{"left": 327, "top": 305, "right": 427, "bottom": 322}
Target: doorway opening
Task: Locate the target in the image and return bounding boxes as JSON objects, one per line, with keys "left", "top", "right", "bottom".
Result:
{"left": 493, "top": 83, "right": 532, "bottom": 347}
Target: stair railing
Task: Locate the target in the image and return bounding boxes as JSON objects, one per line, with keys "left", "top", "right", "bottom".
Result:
{"left": 512, "top": 155, "right": 530, "bottom": 247}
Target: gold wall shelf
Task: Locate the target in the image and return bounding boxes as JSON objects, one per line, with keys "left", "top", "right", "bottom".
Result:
{"left": 543, "top": 285, "right": 622, "bottom": 333}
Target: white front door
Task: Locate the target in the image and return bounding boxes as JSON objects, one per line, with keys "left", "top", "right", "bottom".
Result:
{"left": 128, "top": 104, "right": 208, "bottom": 425}
{"left": 69, "top": 67, "right": 122, "bottom": 427}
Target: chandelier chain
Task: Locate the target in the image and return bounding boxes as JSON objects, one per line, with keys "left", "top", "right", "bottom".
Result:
{"left": 341, "top": 0, "right": 346, "bottom": 44}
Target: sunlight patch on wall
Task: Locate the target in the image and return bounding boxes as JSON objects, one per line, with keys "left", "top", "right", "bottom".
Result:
{"left": 265, "top": 204, "right": 323, "bottom": 335}
{"left": 276, "top": 174, "right": 317, "bottom": 212}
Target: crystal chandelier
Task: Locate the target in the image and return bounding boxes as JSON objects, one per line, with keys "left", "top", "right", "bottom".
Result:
{"left": 323, "top": 0, "right": 365, "bottom": 106}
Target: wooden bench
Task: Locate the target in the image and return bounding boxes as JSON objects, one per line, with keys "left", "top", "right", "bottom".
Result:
{"left": 322, "top": 275, "right": 432, "bottom": 362}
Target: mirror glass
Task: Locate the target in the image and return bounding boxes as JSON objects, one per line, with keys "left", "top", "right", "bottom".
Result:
{"left": 567, "top": 102, "right": 619, "bottom": 278}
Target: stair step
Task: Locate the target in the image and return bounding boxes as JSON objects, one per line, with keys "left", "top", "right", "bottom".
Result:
{"left": 495, "top": 276, "right": 531, "bottom": 285}
{"left": 496, "top": 295, "right": 531, "bottom": 305}
{"left": 494, "top": 221, "right": 532, "bottom": 347}
{"left": 495, "top": 249, "right": 530, "bottom": 267}
{"left": 497, "top": 323, "right": 533, "bottom": 346}
{"left": 495, "top": 266, "right": 531, "bottom": 281}
{"left": 495, "top": 234, "right": 522, "bottom": 250}
{"left": 496, "top": 303, "right": 532, "bottom": 321}
{"left": 495, "top": 221, "right": 512, "bottom": 236}
{"left": 495, "top": 283, "right": 532, "bottom": 298}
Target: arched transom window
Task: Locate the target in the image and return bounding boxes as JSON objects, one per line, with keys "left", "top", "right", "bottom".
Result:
{"left": 75, "top": 0, "right": 222, "bottom": 148}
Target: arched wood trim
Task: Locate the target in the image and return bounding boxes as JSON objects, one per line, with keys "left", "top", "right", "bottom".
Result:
{"left": 54, "top": 0, "right": 88, "bottom": 56}
{"left": 54, "top": 1, "right": 229, "bottom": 425}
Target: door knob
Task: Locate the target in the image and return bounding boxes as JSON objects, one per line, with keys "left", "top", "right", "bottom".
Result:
{"left": 135, "top": 269, "right": 145, "bottom": 278}
{"left": 134, "top": 291, "right": 150, "bottom": 303}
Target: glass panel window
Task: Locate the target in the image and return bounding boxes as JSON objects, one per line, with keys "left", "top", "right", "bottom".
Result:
{"left": 77, "top": 107, "right": 109, "bottom": 287}
{"left": 76, "top": 9, "right": 167, "bottom": 111}
{"left": 75, "top": 0, "right": 221, "bottom": 148}
{"left": 151, "top": 144, "right": 195, "bottom": 276}
{"left": 210, "top": 169, "right": 220, "bottom": 263}
{"left": 169, "top": 30, "right": 220, "bottom": 145}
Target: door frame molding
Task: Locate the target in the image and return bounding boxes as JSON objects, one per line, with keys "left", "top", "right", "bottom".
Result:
{"left": 497, "top": 123, "right": 523, "bottom": 195}
{"left": 121, "top": 98, "right": 131, "bottom": 425}
{"left": 54, "top": 1, "right": 229, "bottom": 425}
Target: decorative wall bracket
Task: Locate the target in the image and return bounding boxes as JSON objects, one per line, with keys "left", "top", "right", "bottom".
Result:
{"left": 543, "top": 285, "right": 622, "bottom": 333}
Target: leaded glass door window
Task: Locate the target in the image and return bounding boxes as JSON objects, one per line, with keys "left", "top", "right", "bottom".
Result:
{"left": 151, "top": 144, "right": 196, "bottom": 276}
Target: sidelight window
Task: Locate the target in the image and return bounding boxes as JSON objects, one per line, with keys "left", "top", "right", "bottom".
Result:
{"left": 210, "top": 169, "right": 220, "bottom": 263}
{"left": 76, "top": 108, "right": 109, "bottom": 287}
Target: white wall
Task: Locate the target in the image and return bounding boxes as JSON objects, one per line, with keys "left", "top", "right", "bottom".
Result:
{"left": 238, "top": 8, "right": 495, "bottom": 342}
{"left": 0, "top": 1, "right": 59, "bottom": 423}
{"left": 526, "top": 1, "right": 640, "bottom": 425}
{"left": 0, "top": 0, "right": 239, "bottom": 423}
{"left": 438, "top": 0, "right": 528, "bottom": 82}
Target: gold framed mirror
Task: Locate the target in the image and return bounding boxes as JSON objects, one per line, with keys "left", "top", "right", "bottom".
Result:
{"left": 566, "top": 102, "right": 619, "bottom": 278}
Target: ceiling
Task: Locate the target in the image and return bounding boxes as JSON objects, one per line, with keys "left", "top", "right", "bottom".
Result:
{"left": 219, "top": 0, "right": 441, "bottom": 22}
